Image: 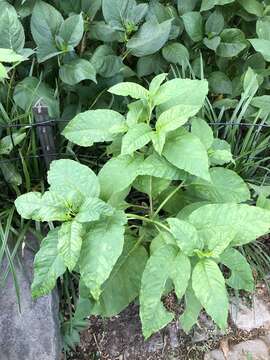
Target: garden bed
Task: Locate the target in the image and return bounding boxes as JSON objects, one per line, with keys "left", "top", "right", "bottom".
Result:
{"left": 67, "top": 283, "right": 270, "bottom": 360}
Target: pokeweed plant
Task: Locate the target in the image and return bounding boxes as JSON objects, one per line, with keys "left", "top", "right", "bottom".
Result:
{"left": 15, "top": 76, "right": 270, "bottom": 339}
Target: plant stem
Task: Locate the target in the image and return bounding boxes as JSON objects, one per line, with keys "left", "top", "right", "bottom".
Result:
{"left": 154, "top": 182, "right": 184, "bottom": 217}
{"left": 127, "top": 204, "right": 149, "bottom": 210}
{"left": 149, "top": 176, "right": 153, "bottom": 216}
{"left": 147, "top": 103, "right": 153, "bottom": 125}
{"left": 127, "top": 213, "right": 171, "bottom": 233}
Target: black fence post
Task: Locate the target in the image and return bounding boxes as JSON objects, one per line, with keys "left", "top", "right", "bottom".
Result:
{"left": 32, "top": 99, "right": 57, "bottom": 169}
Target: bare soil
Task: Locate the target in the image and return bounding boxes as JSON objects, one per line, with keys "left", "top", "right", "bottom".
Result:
{"left": 66, "top": 300, "right": 266, "bottom": 360}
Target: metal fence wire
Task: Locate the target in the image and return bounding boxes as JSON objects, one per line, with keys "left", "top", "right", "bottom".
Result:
{"left": 0, "top": 102, "right": 269, "bottom": 169}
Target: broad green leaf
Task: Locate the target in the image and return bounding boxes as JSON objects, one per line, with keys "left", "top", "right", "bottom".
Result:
{"left": 62, "top": 109, "right": 125, "bottom": 147}
{"left": 150, "top": 232, "right": 176, "bottom": 254}
{"left": 57, "top": 0, "right": 101, "bottom": 18}
{"left": 31, "top": 0, "right": 63, "bottom": 62}
{"left": 0, "top": 49, "right": 25, "bottom": 63}
{"left": 75, "top": 197, "right": 113, "bottom": 223}
{"left": 157, "top": 185, "right": 186, "bottom": 215}
{"left": 170, "top": 252, "right": 191, "bottom": 299}
{"left": 140, "top": 245, "right": 177, "bottom": 339}
{"left": 126, "top": 99, "right": 149, "bottom": 126}
{"left": 15, "top": 192, "right": 43, "bottom": 220}
{"left": 168, "top": 218, "right": 201, "bottom": 255}
{"left": 89, "top": 21, "right": 123, "bottom": 42}
{"left": 188, "top": 167, "right": 250, "bottom": 203}
{"left": 148, "top": 0, "right": 180, "bottom": 41}
{"left": 151, "top": 131, "right": 166, "bottom": 155}
{"left": 156, "top": 104, "right": 200, "bottom": 134}
{"left": 139, "top": 152, "right": 185, "bottom": 180}
{"left": 137, "top": 53, "right": 167, "bottom": 77}
{"left": 257, "top": 194, "right": 270, "bottom": 211}
{"left": 251, "top": 184, "right": 270, "bottom": 198}
{"left": 213, "top": 99, "right": 238, "bottom": 110}
{"left": 133, "top": 175, "right": 170, "bottom": 198}
{"left": 108, "top": 82, "right": 149, "bottom": 100}
{"left": 149, "top": 73, "right": 167, "bottom": 96}
{"left": 58, "top": 221, "right": 84, "bottom": 272}
{"left": 162, "top": 42, "right": 189, "bottom": 68}
{"left": 70, "top": 295, "right": 91, "bottom": 332}
{"left": 209, "top": 139, "right": 234, "bottom": 165}
{"left": 220, "top": 248, "right": 254, "bottom": 292}
{"left": 106, "top": 187, "right": 130, "bottom": 209}
{"left": 127, "top": 19, "right": 172, "bottom": 57}
{"left": 58, "top": 14, "right": 84, "bottom": 48}
{"left": 180, "top": 283, "right": 202, "bottom": 333}
{"left": 208, "top": 71, "right": 232, "bottom": 95}
{"left": 256, "top": 17, "right": 270, "bottom": 40}
{"left": 0, "top": 67, "right": 9, "bottom": 82}
{"left": 163, "top": 128, "right": 210, "bottom": 181}
{"left": 121, "top": 123, "right": 153, "bottom": 155}
{"left": 91, "top": 236, "right": 148, "bottom": 317}
{"left": 31, "top": 0, "right": 63, "bottom": 43}
{"left": 0, "top": 3, "right": 25, "bottom": 51}
{"left": 79, "top": 211, "right": 126, "bottom": 300}
{"left": 37, "top": 191, "right": 73, "bottom": 222}
{"left": 31, "top": 229, "right": 66, "bottom": 298}
{"left": 177, "top": 202, "right": 210, "bottom": 220}
{"left": 154, "top": 78, "right": 208, "bottom": 108}
{"left": 217, "top": 29, "right": 247, "bottom": 58}
{"left": 177, "top": 0, "right": 198, "bottom": 14}
{"left": 0, "top": 132, "right": 26, "bottom": 155}
{"left": 0, "top": 162, "right": 22, "bottom": 186}
{"left": 102, "top": 0, "right": 127, "bottom": 28}
{"left": 238, "top": 0, "right": 264, "bottom": 17}
{"left": 201, "top": 0, "right": 235, "bottom": 11}
{"left": 205, "top": 10, "right": 224, "bottom": 35}
{"left": 59, "top": 59, "right": 96, "bottom": 85}
{"left": 98, "top": 154, "right": 143, "bottom": 200}
{"left": 13, "top": 77, "right": 59, "bottom": 118}
{"left": 191, "top": 118, "right": 213, "bottom": 150}
{"left": 102, "top": 0, "right": 143, "bottom": 30}
{"left": 48, "top": 159, "right": 100, "bottom": 199}
{"left": 189, "top": 203, "right": 270, "bottom": 246}
{"left": 251, "top": 95, "right": 270, "bottom": 114}
{"left": 203, "top": 36, "right": 221, "bottom": 51}
{"left": 192, "top": 259, "right": 228, "bottom": 329}
{"left": 249, "top": 39, "right": 270, "bottom": 62}
{"left": 90, "top": 45, "right": 123, "bottom": 78}
{"left": 127, "top": 3, "right": 148, "bottom": 25}
{"left": 15, "top": 191, "right": 73, "bottom": 222}
{"left": 182, "top": 12, "right": 203, "bottom": 42}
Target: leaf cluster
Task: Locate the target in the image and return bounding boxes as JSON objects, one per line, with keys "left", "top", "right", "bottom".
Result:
{"left": 15, "top": 76, "right": 270, "bottom": 338}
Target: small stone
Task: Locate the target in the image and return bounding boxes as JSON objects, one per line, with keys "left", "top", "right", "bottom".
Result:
{"left": 0, "top": 234, "right": 62, "bottom": 360}
{"left": 145, "top": 332, "right": 164, "bottom": 353}
{"left": 204, "top": 349, "right": 225, "bottom": 360}
{"left": 192, "top": 314, "right": 225, "bottom": 343}
{"left": 192, "top": 328, "right": 209, "bottom": 343}
{"left": 167, "top": 323, "right": 179, "bottom": 348}
{"left": 230, "top": 296, "right": 270, "bottom": 331}
{"left": 205, "top": 339, "right": 269, "bottom": 360}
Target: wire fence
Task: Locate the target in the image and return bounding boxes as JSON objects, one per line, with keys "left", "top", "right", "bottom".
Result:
{"left": 0, "top": 116, "right": 269, "bottom": 167}
{"left": 0, "top": 119, "right": 67, "bottom": 128}
{"left": 1, "top": 119, "right": 270, "bottom": 129}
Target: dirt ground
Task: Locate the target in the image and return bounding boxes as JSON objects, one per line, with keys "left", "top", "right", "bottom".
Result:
{"left": 66, "top": 298, "right": 266, "bottom": 360}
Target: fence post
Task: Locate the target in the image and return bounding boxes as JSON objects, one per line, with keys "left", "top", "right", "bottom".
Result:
{"left": 32, "top": 99, "right": 57, "bottom": 169}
